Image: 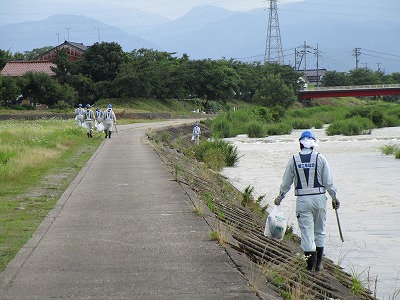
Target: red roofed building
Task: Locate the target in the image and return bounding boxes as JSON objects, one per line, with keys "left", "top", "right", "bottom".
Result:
{"left": 0, "top": 60, "right": 56, "bottom": 77}
{"left": 0, "top": 41, "right": 87, "bottom": 77}
{"left": 35, "top": 41, "right": 87, "bottom": 62}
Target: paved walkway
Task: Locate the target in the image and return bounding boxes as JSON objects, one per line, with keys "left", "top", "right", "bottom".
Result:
{"left": 0, "top": 121, "right": 262, "bottom": 300}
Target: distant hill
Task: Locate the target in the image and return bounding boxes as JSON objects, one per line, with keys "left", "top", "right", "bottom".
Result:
{"left": 0, "top": 15, "right": 156, "bottom": 53}
{"left": 1, "top": 0, "right": 399, "bottom": 74}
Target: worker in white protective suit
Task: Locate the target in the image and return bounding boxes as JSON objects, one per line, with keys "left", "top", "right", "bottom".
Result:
{"left": 75, "top": 103, "right": 84, "bottom": 127}
{"left": 83, "top": 104, "right": 95, "bottom": 138}
{"left": 103, "top": 104, "right": 116, "bottom": 139}
{"left": 274, "top": 130, "right": 340, "bottom": 272}
{"left": 191, "top": 122, "right": 201, "bottom": 144}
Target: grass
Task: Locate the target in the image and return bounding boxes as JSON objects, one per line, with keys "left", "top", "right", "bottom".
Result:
{"left": 0, "top": 118, "right": 103, "bottom": 271}
{"left": 381, "top": 144, "right": 400, "bottom": 159}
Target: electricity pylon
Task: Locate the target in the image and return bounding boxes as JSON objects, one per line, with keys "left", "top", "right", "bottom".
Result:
{"left": 264, "top": 0, "right": 284, "bottom": 64}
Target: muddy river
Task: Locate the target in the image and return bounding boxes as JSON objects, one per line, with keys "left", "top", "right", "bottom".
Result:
{"left": 221, "top": 126, "right": 400, "bottom": 299}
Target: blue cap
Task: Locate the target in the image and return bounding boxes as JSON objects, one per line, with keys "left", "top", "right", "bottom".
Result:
{"left": 79, "top": 104, "right": 82, "bottom": 107}
{"left": 86, "top": 104, "right": 90, "bottom": 108}
{"left": 299, "top": 130, "right": 316, "bottom": 141}
{"left": 107, "top": 104, "right": 112, "bottom": 108}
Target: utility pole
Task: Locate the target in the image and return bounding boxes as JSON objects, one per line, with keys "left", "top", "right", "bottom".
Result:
{"left": 264, "top": 0, "right": 284, "bottom": 64}
{"left": 353, "top": 47, "right": 361, "bottom": 69}
{"left": 376, "top": 62, "right": 381, "bottom": 72}
{"left": 56, "top": 33, "right": 60, "bottom": 45}
{"left": 65, "top": 27, "right": 71, "bottom": 41}
{"left": 303, "top": 41, "right": 312, "bottom": 77}
{"left": 315, "top": 43, "right": 320, "bottom": 87}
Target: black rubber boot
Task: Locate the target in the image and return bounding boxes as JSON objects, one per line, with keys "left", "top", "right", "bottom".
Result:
{"left": 316, "top": 247, "right": 324, "bottom": 271}
{"left": 104, "top": 130, "right": 108, "bottom": 139}
{"left": 87, "top": 133, "right": 90, "bottom": 138}
{"left": 89, "top": 131, "right": 93, "bottom": 138}
{"left": 304, "top": 251, "right": 316, "bottom": 271}
{"left": 108, "top": 131, "right": 111, "bottom": 139}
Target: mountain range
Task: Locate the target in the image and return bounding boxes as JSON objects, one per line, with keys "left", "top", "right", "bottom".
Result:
{"left": 1, "top": 0, "right": 399, "bottom": 74}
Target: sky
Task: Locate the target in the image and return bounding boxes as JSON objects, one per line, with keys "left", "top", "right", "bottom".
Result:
{"left": 0, "top": 0, "right": 303, "bottom": 25}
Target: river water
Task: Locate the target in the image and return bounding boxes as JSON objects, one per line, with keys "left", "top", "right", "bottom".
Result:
{"left": 221, "top": 126, "right": 400, "bottom": 299}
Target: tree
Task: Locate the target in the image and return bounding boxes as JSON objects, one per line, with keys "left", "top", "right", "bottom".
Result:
{"left": 231, "top": 61, "right": 262, "bottom": 101}
{"left": 0, "top": 49, "right": 13, "bottom": 69}
{"left": 51, "top": 48, "right": 72, "bottom": 83}
{"left": 79, "top": 42, "right": 127, "bottom": 82}
{"left": 252, "top": 74, "right": 296, "bottom": 108}
{"left": 321, "top": 71, "right": 349, "bottom": 86}
{"left": 186, "top": 59, "right": 240, "bottom": 102}
{"left": 0, "top": 76, "right": 21, "bottom": 105}
{"left": 65, "top": 74, "right": 96, "bottom": 103}
{"left": 22, "top": 72, "right": 77, "bottom": 107}
{"left": 24, "top": 46, "right": 54, "bottom": 60}
{"left": 347, "top": 68, "right": 380, "bottom": 85}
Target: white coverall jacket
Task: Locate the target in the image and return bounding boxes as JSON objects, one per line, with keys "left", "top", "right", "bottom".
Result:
{"left": 279, "top": 148, "right": 337, "bottom": 252}
{"left": 103, "top": 109, "right": 116, "bottom": 132}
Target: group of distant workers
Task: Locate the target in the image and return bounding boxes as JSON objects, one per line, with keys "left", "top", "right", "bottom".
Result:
{"left": 75, "top": 103, "right": 116, "bottom": 139}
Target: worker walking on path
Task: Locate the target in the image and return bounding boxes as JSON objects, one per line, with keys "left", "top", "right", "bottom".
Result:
{"left": 75, "top": 103, "right": 84, "bottom": 127}
{"left": 83, "top": 104, "right": 95, "bottom": 138}
{"left": 103, "top": 104, "right": 116, "bottom": 139}
{"left": 274, "top": 130, "right": 340, "bottom": 272}
{"left": 191, "top": 122, "right": 201, "bottom": 144}
{"left": 95, "top": 107, "right": 104, "bottom": 132}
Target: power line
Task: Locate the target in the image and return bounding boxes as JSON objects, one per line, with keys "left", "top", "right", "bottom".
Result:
{"left": 362, "top": 52, "right": 400, "bottom": 62}
{"left": 361, "top": 48, "right": 400, "bottom": 58}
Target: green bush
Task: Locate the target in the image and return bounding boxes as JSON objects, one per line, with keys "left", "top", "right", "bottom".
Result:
{"left": 346, "top": 106, "right": 385, "bottom": 127}
{"left": 194, "top": 139, "right": 239, "bottom": 171}
{"left": 326, "top": 116, "right": 374, "bottom": 136}
{"left": 265, "top": 123, "right": 292, "bottom": 135}
{"left": 247, "top": 122, "right": 266, "bottom": 138}
{"left": 381, "top": 144, "right": 398, "bottom": 155}
{"left": 252, "top": 106, "right": 273, "bottom": 123}
{"left": 203, "top": 147, "right": 225, "bottom": 171}
{"left": 289, "top": 118, "right": 315, "bottom": 129}
{"left": 382, "top": 115, "right": 400, "bottom": 127}
{"left": 395, "top": 149, "right": 400, "bottom": 159}
{"left": 211, "top": 117, "right": 233, "bottom": 138}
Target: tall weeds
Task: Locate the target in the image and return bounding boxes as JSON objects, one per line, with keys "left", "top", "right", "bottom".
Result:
{"left": 194, "top": 139, "right": 239, "bottom": 171}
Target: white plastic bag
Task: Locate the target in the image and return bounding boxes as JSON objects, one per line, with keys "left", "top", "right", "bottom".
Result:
{"left": 264, "top": 206, "right": 287, "bottom": 241}
{"left": 81, "top": 122, "right": 87, "bottom": 129}
{"left": 96, "top": 123, "right": 104, "bottom": 132}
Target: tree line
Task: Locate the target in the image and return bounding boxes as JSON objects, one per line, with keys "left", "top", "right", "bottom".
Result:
{"left": 1, "top": 42, "right": 399, "bottom": 109}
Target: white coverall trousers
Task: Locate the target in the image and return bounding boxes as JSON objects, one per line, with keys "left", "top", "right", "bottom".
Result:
{"left": 296, "top": 193, "right": 327, "bottom": 252}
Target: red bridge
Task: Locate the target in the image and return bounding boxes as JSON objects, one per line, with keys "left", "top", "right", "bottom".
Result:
{"left": 298, "top": 84, "right": 400, "bottom": 100}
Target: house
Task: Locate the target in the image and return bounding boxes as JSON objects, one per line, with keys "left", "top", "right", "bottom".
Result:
{"left": 303, "top": 69, "right": 327, "bottom": 86}
{"left": 34, "top": 41, "right": 87, "bottom": 62}
{"left": 0, "top": 60, "right": 56, "bottom": 77}
{"left": 0, "top": 41, "right": 88, "bottom": 77}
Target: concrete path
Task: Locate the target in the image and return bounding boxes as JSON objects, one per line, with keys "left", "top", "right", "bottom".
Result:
{"left": 0, "top": 121, "right": 261, "bottom": 300}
